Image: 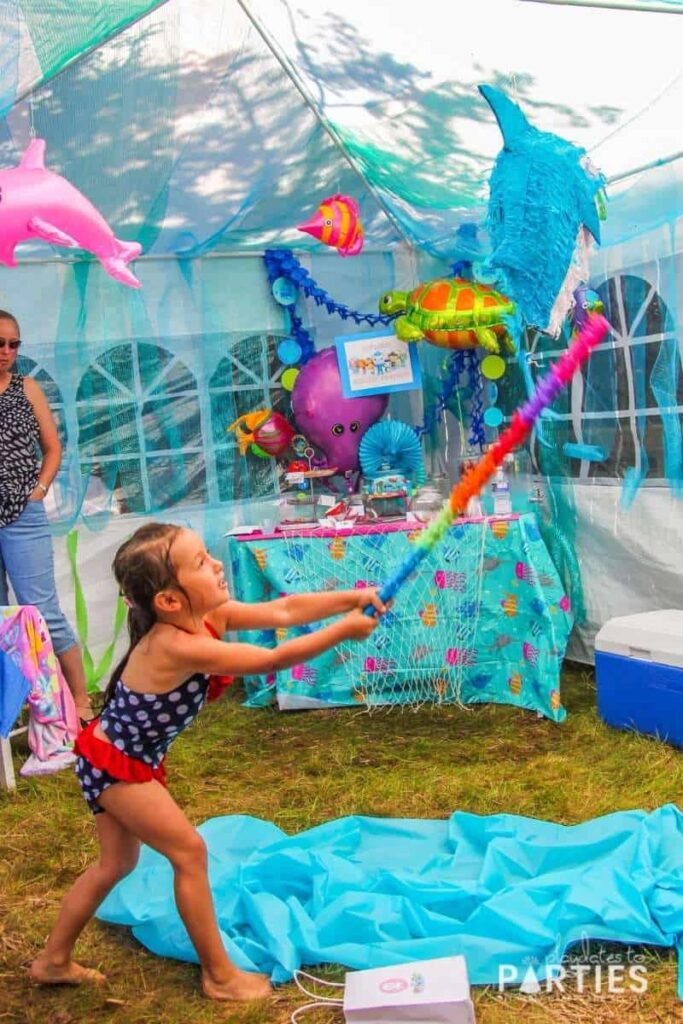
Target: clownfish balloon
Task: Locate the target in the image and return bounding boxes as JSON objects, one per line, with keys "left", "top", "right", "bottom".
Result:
{"left": 297, "top": 194, "right": 364, "bottom": 257}
{"left": 227, "top": 409, "right": 295, "bottom": 459}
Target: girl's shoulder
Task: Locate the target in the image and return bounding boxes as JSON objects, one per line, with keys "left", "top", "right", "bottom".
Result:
{"left": 128, "top": 620, "right": 223, "bottom": 669}
{"left": 138, "top": 620, "right": 218, "bottom": 667}
{"left": 119, "top": 624, "right": 196, "bottom": 690}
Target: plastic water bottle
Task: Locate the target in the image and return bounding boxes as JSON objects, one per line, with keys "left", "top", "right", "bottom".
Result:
{"left": 492, "top": 466, "right": 512, "bottom": 515}
{"left": 506, "top": 451, "right": 532, "bottom": 513}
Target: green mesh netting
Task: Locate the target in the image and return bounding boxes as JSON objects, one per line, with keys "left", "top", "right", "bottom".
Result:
{"left": 0, "top": 0, "right": 168, "bottom": 116}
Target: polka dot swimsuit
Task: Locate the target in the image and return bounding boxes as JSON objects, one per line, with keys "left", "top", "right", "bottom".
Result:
{"left": 75, "top": 673, "right": 209, "bottom": 813}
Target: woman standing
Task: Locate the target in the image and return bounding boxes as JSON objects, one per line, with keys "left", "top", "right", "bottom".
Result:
{"left": 0, "top": 310, "right": 93, "bottom": 724}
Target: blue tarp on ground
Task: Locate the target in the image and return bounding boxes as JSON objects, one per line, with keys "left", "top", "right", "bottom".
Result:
{"left": 97, "top": 804, "right": 683, "bottom": 998}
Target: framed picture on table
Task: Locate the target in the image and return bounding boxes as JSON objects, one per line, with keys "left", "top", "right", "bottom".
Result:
{"left": 335, "top": 330, "right": 422, "bottom": 399}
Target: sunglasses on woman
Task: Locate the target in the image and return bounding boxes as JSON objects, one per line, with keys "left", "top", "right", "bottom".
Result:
{"left": 0, "top": 339, "right": 20, "bottom": 350}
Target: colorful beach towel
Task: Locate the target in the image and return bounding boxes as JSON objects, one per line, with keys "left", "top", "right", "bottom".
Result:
{"left": 0, "top": 605, "right": 77, "bottom": 775}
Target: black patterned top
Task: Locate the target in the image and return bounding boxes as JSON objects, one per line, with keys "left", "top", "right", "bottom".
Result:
{"left": 0, "top": 374, "right": 40, "bottom": 527}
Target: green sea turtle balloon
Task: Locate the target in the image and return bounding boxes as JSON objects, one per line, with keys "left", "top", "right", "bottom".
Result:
{"left": 379, "top": 277, "right": 516, "bottom": 353}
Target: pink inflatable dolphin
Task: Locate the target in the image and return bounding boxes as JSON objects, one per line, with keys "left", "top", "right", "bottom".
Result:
{"left": 0, "top": 138, "right": 142, "bottom": 288}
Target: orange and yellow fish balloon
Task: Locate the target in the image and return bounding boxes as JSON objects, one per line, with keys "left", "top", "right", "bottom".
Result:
{"left": 297, "top": 194, "right": 364, "bottom": 257}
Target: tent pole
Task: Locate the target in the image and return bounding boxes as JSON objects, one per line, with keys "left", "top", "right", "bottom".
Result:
{"left": 235, "top": 0, "right": 414, "bottom": 250}
{"left": 6, "top": 248, "right": 399, "bottom": 266}
{"left": 520, "top": 0, "right": 682, "bottom": 13}
{"left": 607, "top": 149, "right": 683, "bottom": 185}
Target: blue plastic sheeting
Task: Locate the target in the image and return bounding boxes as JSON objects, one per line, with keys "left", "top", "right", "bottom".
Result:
{"left": 97, "top": 804, "right": 683, "bottom": 997}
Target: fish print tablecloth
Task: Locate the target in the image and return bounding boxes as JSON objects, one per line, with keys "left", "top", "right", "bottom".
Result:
{"left": 228, "top": 514, "right": 573, "bottom": 721}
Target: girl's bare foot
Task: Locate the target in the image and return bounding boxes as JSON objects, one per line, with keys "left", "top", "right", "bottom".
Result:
{"left": 29, "top": 955, "right": 106, "bottom": 986}
{"left": 202, "top": 968, "right": 272, "bottom": 1002}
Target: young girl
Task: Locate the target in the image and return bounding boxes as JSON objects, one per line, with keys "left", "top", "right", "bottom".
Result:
{"left": 30, "top": 522, "right": 386, "bottom": 1002}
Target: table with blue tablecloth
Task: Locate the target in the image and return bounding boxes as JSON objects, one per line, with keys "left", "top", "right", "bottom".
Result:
{"left": 227, "top": 514, "right": 573, "bottom": 721}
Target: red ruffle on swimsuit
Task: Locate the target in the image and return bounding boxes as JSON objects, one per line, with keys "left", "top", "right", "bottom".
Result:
{"left": 74, "top": 621, "right": 233, "bottom": 811}
{"left": 75, "top": 722, "right": 169, "bottom": 786}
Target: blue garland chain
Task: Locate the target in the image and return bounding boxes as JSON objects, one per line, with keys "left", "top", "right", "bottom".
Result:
{"left": 287, "top": 306, "right": 316, "bottom": 365}
{"left": 264, "top": 249, "right": 396, "bottom": 329}
{"left": 464, "top": 349, "right": 486, "bottom": 448}
{"left": 263, "top": 250, "right": 316, "bottom": 364}
{"left": 449, "top": 259, "right": 473, "bottom": 280}
{"left": 414, "top": 349, "right": 484, "bottom": 451}
{"left": 263, "top": 248, "right": 485, "bottom": 448}
{"left": 414, "top": 350, "right": 464, "bottom": 440}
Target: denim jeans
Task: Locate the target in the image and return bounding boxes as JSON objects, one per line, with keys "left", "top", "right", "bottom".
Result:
{"left": 0, "top": 500, "right": 77, "bottom": 655}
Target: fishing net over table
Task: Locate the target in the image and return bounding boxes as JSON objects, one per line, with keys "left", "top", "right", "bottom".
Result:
{"left": 229, "top": 517, "right": 573, "bottom": 719}
{"left": 241, "top": 523, "right": 485, "bottom": 708}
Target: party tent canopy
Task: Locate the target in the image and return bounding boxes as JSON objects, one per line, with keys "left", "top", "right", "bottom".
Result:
{"left": 0, "top": 0, "right": 681, "bottom": 662}
{"left": 1, "top": 0, "right": 681, "bottom": 255}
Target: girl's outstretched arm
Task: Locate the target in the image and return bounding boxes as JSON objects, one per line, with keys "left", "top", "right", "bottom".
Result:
{"left": 177, "top": 607, "right": 382, "bottom": 678}
{"left": 212, "top": 589, "right": 385, "bottom": 633}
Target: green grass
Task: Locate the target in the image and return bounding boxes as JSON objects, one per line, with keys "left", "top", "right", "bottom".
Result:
{"left": 1, "top": 666, "right": 682, "bottom": 1024}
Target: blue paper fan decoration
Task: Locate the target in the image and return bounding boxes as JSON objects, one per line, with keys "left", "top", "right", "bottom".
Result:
{"left": 359, "top": 420, "right": 426, "bottom": 485}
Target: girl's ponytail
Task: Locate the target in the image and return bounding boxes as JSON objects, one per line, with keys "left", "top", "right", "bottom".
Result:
{"left": 101, "top": 523, "right": 184, "bottom": 707}
{"left": 102, "top": 603, "right": 156, "bottom": 705}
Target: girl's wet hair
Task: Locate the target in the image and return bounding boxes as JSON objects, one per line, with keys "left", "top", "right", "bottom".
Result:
{"left": 103, "top": 523, "right": 190, "bottom": 704}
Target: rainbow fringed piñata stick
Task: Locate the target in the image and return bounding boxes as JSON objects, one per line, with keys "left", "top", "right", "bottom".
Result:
{"left": 365, "top": 313, "right": 610, "bottom": 615}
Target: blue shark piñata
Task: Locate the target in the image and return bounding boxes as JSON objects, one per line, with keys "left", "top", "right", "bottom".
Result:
{"left": 479, "top": 85, "right": 605, "bottom": 337}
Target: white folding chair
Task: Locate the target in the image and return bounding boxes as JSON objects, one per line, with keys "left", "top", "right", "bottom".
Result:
{"left": 0, "top": 718, "right": 28, "bottom": 792}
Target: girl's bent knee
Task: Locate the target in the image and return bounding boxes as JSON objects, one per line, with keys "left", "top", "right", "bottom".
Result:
{"left": 99, "top": 851, "right": 139, "bottom": 885}
{"left": 171, "top": 832, "right": 207, "bottom": 872}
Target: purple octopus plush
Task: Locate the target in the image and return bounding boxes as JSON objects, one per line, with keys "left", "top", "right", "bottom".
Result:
{"left": 291, "top": 347, "right": 387, "bottom": 473}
